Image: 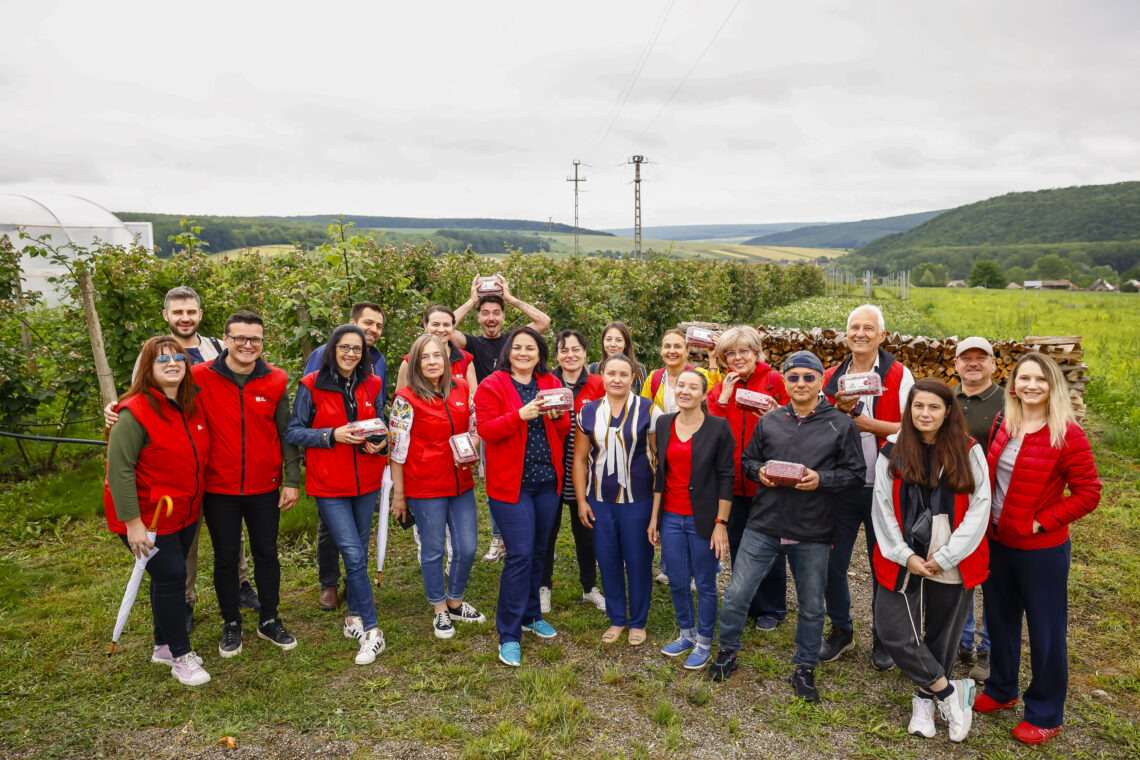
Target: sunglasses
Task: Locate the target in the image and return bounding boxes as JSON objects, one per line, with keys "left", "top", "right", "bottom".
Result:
{"left": 785, "top": 372, "right": 818, "bottom": 384}
{"left": 155, "top": 354, "right": 188, "bottom": 364}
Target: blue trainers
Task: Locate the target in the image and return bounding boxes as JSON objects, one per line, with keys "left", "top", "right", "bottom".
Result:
{"left": 522, "top": 619, "right": 557, "bottom": 639}
{"left": 498, "top": 641, "right": 521, "bottom": 667}
{"left": 661, "top": 636, "right": 695, "bottom": 657}
{"left": 684, "top": 645, "right": 711, "bottom": 670}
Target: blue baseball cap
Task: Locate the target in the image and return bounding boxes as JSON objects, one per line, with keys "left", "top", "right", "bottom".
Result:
{"left": 782, "top": 350, "right": 824, "bottom": 374}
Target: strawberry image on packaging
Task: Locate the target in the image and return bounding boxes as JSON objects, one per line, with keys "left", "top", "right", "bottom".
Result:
{"left": 735, "top": 388, "right": 777, "bottom": 412}
{"left": 536, "top": 387, "right": 573, "bottom": 413}
{"left": 764, "top": 460, "right": 807, "bottom": 487}
{"left": 685, "top": 326, "right": 718, "bottom": 349}
{"left": 475, "top": 276, "right": 503, "bottom": 296}
{"left": 838, "top": 371, "right": 883, "bottom": 397}
{"left": 449, "top": 433, "right": 479, "bottom": 464}
{"left": 345, "top": 418, "right": 389, "bottom": 438}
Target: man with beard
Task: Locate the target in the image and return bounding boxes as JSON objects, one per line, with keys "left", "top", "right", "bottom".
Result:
{"left": 303, "top": 302, "right": 389, "bottom": 611}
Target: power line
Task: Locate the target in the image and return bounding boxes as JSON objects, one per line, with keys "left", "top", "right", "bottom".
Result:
{"left": 627, "top": 0, "right": 744, "bottom": 151}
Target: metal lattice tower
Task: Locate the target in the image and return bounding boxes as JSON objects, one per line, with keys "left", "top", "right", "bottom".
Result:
{"left": 629, "top": 155, "right": 646, "bottom": 259}
{"left": 566, "top": 160, "right": 586, "bottom": 256}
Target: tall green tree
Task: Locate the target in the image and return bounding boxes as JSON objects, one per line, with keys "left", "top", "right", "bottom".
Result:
{"left": 967, "top": 260, "right": 1006, "bottom": 288}
{"left": 1034, "top": 253, "right": 1072, "bottom": 280}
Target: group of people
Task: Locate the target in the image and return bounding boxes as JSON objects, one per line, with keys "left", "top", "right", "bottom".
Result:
{"left": 103, "top": 279, "right": 1100, "bottom": 748}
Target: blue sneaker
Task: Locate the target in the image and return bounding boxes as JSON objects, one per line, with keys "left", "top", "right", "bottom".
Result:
{"left": 522, "top": 619, "right": 557, "bottom": 639}
{"left": 498, "top": 641, "right": 521, "bottom": 667}
{"left": 661, "top": 636, "right": 695, "bottom": 657}
{"left": 684, "top": 645, "right": 711, "bottom": 670}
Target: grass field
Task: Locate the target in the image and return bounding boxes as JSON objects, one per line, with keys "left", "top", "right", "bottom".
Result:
{"left": 1, "top": 289, "right": 1137, "bottom": 759}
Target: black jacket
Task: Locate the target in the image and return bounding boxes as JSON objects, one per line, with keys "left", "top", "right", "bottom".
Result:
{"left": 741, "top": 399, "right": 865, "bottom": 543}
{"left": 653, "top": 413, "right": 735, "bottom": 539}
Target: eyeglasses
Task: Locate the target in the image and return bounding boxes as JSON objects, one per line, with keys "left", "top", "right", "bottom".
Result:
{"left": 785, "top": 372, "right": 818, "bottom": 384}
{"left": 155, "top": 354, "right": 188, "bottom": 364}
{"left": 227, "top": 335, "right": 263, "bottom": 347}
{"left": 723, "top": 349, "right": 754, "bottom": 360}
{"left": 336, "top": 344, "right": 364, "bottom": 355}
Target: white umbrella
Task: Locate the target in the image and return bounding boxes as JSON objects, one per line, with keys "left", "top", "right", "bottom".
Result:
{"left": 107, "top": 496, "right": 172, "bottom": 657}
{"left": 375, "top": 465, "right": 392, "bottom": 586}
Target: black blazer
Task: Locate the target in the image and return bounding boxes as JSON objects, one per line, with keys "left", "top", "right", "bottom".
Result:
{"left": 653, "top": 412, "right": 735, "bottom": 539}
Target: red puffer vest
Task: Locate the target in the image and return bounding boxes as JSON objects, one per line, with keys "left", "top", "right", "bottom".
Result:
{"left": 300, "top": 371, "right": 387, "bottom": 498}
{"left": 104, "top": 389, "right": 209, "bottom": 535}
{"left": 987, "top": 420, "right": 1100, "bottom": 550}
{"left": 192, "top": 357, "right": 287, "bottom": 496}
{"left": 872, "top": 475, "right": 989, "bottom": 591}
{"left": 823, "top": 350, "right": 905, "bottom": 447}
{"left": 394, "top": 380, "right": 475, "bottom": 499}
{"left": 707, "top": 363, "right": 789, "bottom": 497}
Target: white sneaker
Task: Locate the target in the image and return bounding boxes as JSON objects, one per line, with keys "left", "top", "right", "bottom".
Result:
{"left": 343, "top": 615, "right": 364, "bottom": 641}
{"left": 433, "top": 610, "right": 455, "bottom": 639}
{"left": 937, "top": 679, "right": 976, "bottom": 742}
{"left": 655, "top": 572, "right": 669, "bottom": 585}
{"left": 447, "top": 600, "right": 487, "bottom": 624}
{"left": 151, "top": 644, "right": 202, "bottom": 666}
{"left": 539, "top": 586, "right": 552, "bottom": 613}
{"left": 908, "top": 696, "right": 936, "bottom": 738}
{"left": 582, "top": 587, "right": 606, "bottom": 611}
{"left": 482, "top": 537, "right": 505, "bottom": 562}
{"left": 355, "top": 628, "right": 386, "bottom": 665}
{"left": 170, "top": 651, "right": 211, "bottom": 686}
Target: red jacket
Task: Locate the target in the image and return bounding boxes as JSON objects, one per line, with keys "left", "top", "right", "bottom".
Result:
{"left": 392, "top": 380, "right": 475, "bottom": 499}
{"left": 300, "top": 371, "right": 387, "bottom": 498}
{"left": 573, "top": 375, "right": 606, "bottom": 415}
{"left": 104, "top": 389, "right": 209, "bottom": 535}
{"left": 823, "top": 349, "right": 906, "bottom": 447}
{"left": 872, "top": 477, "right": 989, "bottom": 591}
{"left": 987, "top": 420, "right": 1100, "bottom": 550}
{"left": 475, "top": 370, "right": 571, "bottom": 502}
{"left": 192, "top": 357, "right": 287, "bottom": 496}
{"left": 707, "top": 364, "right": 789, "bottom": 497}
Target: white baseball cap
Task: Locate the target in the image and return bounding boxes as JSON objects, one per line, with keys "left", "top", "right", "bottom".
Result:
{"left": 955, "top": 337, "right": 994, "bottom": 358}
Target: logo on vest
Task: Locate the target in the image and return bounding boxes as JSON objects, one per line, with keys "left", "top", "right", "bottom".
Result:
{"left": 255, "top": 396, "right": 267, "bottom": 403}
{"left": 197, "top": 424, "right": 204, "bottom": 430}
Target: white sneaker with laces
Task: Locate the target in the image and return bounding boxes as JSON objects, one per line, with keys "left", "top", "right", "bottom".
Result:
{"left": 482, "top": 537, "right": 505, "bottom": 562}
{"left": 937, "top": 679, "right": 976, "bottom": 742}
{"left": 447, "top": 600, "right": 486, "bottom": 623}
{"left": 433, "top": 610, "right": 455, "bottom": 639}
{"left": 151, "top": 645, "right": 202, "bottom": 666}
{"left": 343, "top": 615, "right": 364, "bottom": 641}
{"left": 355, "top": 628, "right": 386, "bottom": 665}
{"left": 170, "top": 651, "right": 211, "bottom": 686}
{"left": 908, "top": 696, "right": 936, "bottom": 738}
{"left": 582, "top": 587, "right": 606, "bottom": 611}
{"left": 539, "top": 586, "right": 552, "bottom": 613}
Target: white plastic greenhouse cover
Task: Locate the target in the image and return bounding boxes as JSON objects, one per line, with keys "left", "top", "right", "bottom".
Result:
{"left": 0, "top": 194, "right": 154, "bottom": 304}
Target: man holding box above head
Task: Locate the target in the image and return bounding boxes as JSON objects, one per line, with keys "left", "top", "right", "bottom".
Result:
{"left": 819, "top": 304, "right": 915, "bottom": 671}
{"left": 707, "top": 351, "right": 864, "bottom": 703}
{"left": 450, "top": 274, "right": 551, "bottom": 563}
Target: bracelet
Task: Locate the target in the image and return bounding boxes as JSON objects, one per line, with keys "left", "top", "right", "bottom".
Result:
{"left": 715, "top": 518, "right": 729, "bottom": 526}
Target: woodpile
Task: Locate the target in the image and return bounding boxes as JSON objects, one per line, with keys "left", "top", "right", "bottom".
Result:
{"left": 678, "top": 322, "right": 1088, "bottom": 420}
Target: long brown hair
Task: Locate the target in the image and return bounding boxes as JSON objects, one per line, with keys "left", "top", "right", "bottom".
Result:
{"left": 120, "top": 335, "right": 198, "bottom": 419}
{"left": 889, "top": 377, "right": 974, "bottom": 493}
{"left": 405, "top": 333, "right": 455, "bottom": 403}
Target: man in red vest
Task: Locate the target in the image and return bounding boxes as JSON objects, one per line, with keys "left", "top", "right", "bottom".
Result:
{"left": 819, "top": 304, "right": 914, "bottom": 670}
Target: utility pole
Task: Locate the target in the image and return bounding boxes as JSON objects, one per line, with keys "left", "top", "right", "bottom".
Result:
{"left": 566, "top": 160, "right": 586, "bottom": 257}
{"left": 547, "top": 216, "right": 553, "bottom": 235}
{"left": 629, "top": 155, "right": 646, "bottom": 259}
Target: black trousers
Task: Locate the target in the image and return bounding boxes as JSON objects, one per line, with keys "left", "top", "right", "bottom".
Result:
{"left": 203, "top": 490, "right": 281, "bottom": 624}
{"left": 542, "top": 499, "right": 598, "bottom": 592}
{"left": 317, "top": 514, "right": 342, "bottom": 590}
{"left": 727, "top": 495, "right": 785, "bottom": 620}
{"left": 118, "top": 522, "right": 197, "bottom": 658}
{"left": 826, "top": 484, "right": 879, "bottom": 636}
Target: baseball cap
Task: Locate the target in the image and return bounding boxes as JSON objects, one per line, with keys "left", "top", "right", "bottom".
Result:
{"left": 782, "top": 350, "right": 824, "bottom": 374}
{"left": 955, "top": 337, "right": 994, "bottom": 358}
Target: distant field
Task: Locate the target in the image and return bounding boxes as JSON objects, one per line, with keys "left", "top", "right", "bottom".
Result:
{"left": 212, "top": 231, "right": 844, "bottom": 263}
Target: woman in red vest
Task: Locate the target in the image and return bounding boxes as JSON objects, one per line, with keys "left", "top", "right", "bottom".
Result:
{"left": 394, "top": 305, "right": 477, "bottom": 391}
{"left": 871, "top": 377, "right": 991, "bottom": 743}
{"left": 104, "top": 335, "right": 211, "bottom": 686}
{"left": 389, "top": 333, "right": 486, "bottom": 640}
{"left": 285, "top": 325, "right": 388, "bottom": 666}
{"left": 975, "top": 353, "right": 1100, "bottom": 745}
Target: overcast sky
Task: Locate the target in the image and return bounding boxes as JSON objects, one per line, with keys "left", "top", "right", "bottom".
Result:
{"left": 3, "top": 0, "right": 1138, "bottom": 229}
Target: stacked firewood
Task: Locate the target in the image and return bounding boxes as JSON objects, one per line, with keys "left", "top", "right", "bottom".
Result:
{"left": 678, "top": 322, "right": 1088, "bottom": 420}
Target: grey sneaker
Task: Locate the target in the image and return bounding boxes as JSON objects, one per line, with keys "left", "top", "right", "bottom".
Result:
{"left": 969, "top": 650, "right": 990, "bottom": 682}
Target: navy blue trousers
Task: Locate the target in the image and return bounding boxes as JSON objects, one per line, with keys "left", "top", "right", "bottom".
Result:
{"left": 590, "top": 497, "right": 653, "bottom": 629}
{"left": 982, "top": 537, "right": 1071, "bottom": 729}
{"left": 489, "top": 485, "right": 559, "bottom": 644}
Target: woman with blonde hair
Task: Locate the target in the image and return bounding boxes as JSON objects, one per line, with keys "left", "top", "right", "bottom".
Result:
{"left": 974, "top": 353, "right": 1100, "bottom": 746}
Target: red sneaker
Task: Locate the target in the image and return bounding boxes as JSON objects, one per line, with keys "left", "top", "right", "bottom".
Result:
{"left": 1012, "top": 721, "right": 1061, "bottom": 745}
{"left": 975, "top": 692, "right": 1019, "bottom": 713}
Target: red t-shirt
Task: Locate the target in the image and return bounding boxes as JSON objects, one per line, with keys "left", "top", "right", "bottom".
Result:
{"left": 663, "top": 421, "right": 693, "bottom": 516}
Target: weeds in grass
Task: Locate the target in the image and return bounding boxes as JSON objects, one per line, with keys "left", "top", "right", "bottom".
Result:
{"left": 650, "top": 699, "right": 679, "bottom": 728}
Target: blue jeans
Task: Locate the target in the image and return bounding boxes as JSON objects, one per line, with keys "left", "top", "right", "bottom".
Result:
{"left": 590, "top": 497, "right": 654, "bottom": 629}
{"left": 489, "top": 485, "right": 559, "bottom": 643}
{"left": 960, "top": 588, "right": 991, "bottom": 651}
{"left": 826, "top": 485, "right": 878, "bottom": 637}
{"left": 718, "top": 530, "right": 830, "bottom": 669}
{"left": 659, "top": 511, "right": 720, "bottom": 644}
{"left": 316, "top": 492, "right": 379, "bottom": 631}
{"left": 408, "top": 490, "right": 478, "bottom": 605}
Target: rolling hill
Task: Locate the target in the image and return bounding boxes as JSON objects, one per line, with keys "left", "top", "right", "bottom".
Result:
{"left": 742, "top": 210, "right": 944, "bottom": 249}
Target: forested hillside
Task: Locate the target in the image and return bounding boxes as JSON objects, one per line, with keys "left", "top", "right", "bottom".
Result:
{"left": 743, "top": 210, "right": 943, "bottom": 249}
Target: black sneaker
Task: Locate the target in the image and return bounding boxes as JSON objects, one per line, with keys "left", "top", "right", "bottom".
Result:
{"left": 433, "top": 610, "right": 455, "bottom": 639}
{"left": 257, "top": 618, "right": 297, "bottom": 651}
{"left": 238, "top": 581, "right": 261, "bottom": 612}
{"left": 819, "top": 627, "right": 854, "bottom": 663}
{"left": 446, "top": 600, "right": 487, "bottom": 624}
{"left": 219, "top": 620, "right": 242, "bottom": 658}
{"left": 958, "top": 643, "right": 975, "bottom": 664}
{"left": 708, "top": 650, "right": 738, "bottom": 682}
{"left": 755, "top": 614, "right": 780, "bottom": 631}
{"left": 872, "top": 637, "right": 895, "bottom": 671}
{"left": 788, "top": 666, "right": 820, "bottom": 703}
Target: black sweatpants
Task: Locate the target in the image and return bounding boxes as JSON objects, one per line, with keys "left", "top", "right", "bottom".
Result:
{"left": 543, "top": 499, "right": 598, "bottom": 592}
{"left": 118, "top": 522, "right": 198, "bottom": 658}
{"left": 203, "top": 490, "right": 282, "bottom": 625}
{"left": 874, "top": 575, "right": 971, "bottom": 691}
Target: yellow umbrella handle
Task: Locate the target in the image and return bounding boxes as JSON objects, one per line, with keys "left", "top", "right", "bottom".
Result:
{"left": 148, "top": 495, "right": 174, "bottom": 532}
